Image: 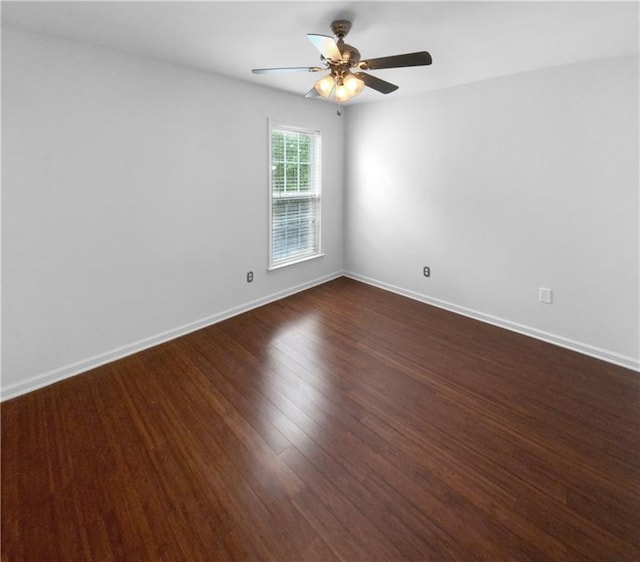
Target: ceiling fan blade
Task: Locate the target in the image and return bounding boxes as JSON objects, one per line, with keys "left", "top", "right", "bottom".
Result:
{"left": 252, "top": 66, "right": 324, "bottom": 74}
{"left": 359, "top": 51, "right": 432, "bottom": 71}
{"left": 305, "top": 88, "right": 321, "bottom": 98}
{"left": 355, "top": 72, "right": 399, "bottom": 94}
{"left": 307, "top": 34, "right": 342, "bottom": 62}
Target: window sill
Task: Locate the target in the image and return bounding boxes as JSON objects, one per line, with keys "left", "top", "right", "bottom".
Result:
{"left": 268, "top": 252, "right": 325, "bottom": 271}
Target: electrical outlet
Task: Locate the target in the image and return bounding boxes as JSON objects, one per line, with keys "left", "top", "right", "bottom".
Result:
{"left": 539, "top": 287, "right": 552, "bottom": 304}
{"left": 423, "top": 266, "right": 430, "bottom": 277}
{"left": 247, "top": 271, "right": 254, "bottom": 283}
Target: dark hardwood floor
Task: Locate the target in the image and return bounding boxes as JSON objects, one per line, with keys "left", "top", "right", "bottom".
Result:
{"left": 2, "top": 277, "right": 639, "bottom": 561}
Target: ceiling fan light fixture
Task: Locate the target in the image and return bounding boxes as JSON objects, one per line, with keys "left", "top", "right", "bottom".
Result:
{"left": 314, "top": 74, "right": 335, "bottom": 98}
{"left": 332, "top": 73, "right": 364, "bottom": 103}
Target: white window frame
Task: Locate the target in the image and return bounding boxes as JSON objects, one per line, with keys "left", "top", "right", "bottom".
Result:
{"left": 268, "top": 121, "right": 323, "bottom": 270}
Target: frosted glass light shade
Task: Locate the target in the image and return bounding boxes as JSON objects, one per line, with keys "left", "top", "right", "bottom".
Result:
{"left": 314, "top": 75, "right": 335, "bottom": 98}
{"left": 333, "top": 84, "right": 352, "bottom": 103}
{"left": 343, "top": 74, "right": 365, "bottom": 96}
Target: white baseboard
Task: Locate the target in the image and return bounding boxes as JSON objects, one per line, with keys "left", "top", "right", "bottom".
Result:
{"left": 344, "top": 271, "right": 640, "bottom": 373}
{"left": 1, "top": 271, "right": 343, "bottom": 401}
{"left": 4, "top": 269, "right": 637, "bottom": 400}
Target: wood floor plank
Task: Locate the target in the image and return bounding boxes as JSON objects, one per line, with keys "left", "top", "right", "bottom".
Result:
{"left": 2, "top": 277, "right": 639, "bottom": 560}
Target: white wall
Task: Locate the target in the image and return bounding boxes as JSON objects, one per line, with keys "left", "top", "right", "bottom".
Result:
{"left": 3, "top": 28, "right": 638, "bottom": 400}
{"left": 1, "top": 27, "right": 345, "bottom": 397}
{"left": 345, "top": 56, "right": 639, "bottom": 368}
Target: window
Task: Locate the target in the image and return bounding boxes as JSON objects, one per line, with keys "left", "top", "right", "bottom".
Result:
{"left": 269, "top": 123, "right": 322, "bottom": 269}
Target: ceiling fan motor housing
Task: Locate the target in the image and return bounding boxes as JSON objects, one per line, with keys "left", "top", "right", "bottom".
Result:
{"left": 337, "top": 41, "right": 361, "bottom": 67}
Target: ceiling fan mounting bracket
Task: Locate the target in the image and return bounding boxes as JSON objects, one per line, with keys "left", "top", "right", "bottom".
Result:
{"left": 330, "top": 20, "right": 352, "bottom": 39}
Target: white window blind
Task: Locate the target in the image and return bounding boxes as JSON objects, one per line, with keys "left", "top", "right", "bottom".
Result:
{"left": 269, "top": 124, "right": 322, "bottom": 269}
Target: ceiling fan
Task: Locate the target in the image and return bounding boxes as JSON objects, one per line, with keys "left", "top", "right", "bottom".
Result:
{"left": 252, "top": 20, "right": 432, "bottom": 103}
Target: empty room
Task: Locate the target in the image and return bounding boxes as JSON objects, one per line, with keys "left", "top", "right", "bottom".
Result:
{"left": 2, "top": 1, "right": 639, "bottom": 560}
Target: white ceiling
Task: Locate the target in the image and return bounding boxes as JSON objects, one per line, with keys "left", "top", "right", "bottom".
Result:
{"left": 2, "top": 1, "right": 638, "bottom": 105}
